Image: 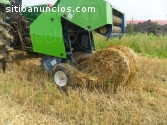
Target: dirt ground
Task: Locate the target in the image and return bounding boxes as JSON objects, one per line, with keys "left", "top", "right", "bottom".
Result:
{"left": 126, "top": 20, "right": 167, "bottom": 35}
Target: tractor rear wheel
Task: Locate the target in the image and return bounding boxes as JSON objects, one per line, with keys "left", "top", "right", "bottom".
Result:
{"left": 0, "top": 12, "right": 13, "bottom": 72}
{"left": 52, "top": 63, "right": 78, "bottom": 91}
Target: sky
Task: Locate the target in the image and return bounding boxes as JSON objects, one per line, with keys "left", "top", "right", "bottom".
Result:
{"left": 22, "top": 0, "right": 167, "bottom": 20}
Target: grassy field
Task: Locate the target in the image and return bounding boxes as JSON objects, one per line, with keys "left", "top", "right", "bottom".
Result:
{"left": 95, "top": 33, "right": 167, "bottom": 58}
{"left": 0, "top": 34, "right": 167, "bottom": 125}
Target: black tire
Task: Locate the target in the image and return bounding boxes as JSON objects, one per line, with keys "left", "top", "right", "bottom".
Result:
{"left": 51, "top": 63, "right": 78, "bottom": 91}
{"left": 0, "top": 12, "right": 13, "bottom": 72}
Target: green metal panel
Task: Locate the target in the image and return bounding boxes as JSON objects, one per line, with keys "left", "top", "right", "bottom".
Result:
{"left": 0, "top": 0, "right": 10, "bottom": 4}
{"left": 22, "top": 4, "right": 49, "bottom": 24}
{"left": 106, "top": 2, "right": 112, "bottom": 24}
{"left": 30, "top": 11, "right": 66, "bottom": 58}
{"left": 53, "top": 0, "right": 112, "bottom": 31}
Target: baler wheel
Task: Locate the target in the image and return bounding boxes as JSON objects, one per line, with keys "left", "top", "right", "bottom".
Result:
{"left": 52, "top": 63, "right": 78, "bottom": 91}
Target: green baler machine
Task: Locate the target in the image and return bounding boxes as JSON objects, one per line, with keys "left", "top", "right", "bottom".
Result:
{"left": 0, "top": 0, "right": 133, "bottom": 90}
{"left": 21, "top": 0, "right": 126, "bottom": 59}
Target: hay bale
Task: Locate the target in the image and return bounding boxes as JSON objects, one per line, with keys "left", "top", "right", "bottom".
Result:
{"left": 113, "top": 26, "right": 121, "bottom": 33}
{"left": 113, "top": 16, "right": 122, "bottom": 26}
{"left": 85, "top": 47, "right": 130, "bottom": 86}
{"left": 109, "top": 45, "right": 139, "bottom": 83}
{"left": 76, "top": 46, "right": 138, "bottom": 90}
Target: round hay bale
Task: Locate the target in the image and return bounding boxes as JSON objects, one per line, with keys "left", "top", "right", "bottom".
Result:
{"left": 113, "top": 16, "right": 122, "bottom": 26}
{"left": 110, "top": 45, "right": 139, "bottom": 83}
{"left": 85, "top": 47, "right": 131, "bottom": 88}
{"left": 113, "top": 26, "right": 122, "bottom": 33}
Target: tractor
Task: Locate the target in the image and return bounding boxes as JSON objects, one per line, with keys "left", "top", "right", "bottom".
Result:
{"left": 0, "top": 0, "right": 137, "bottom": 91}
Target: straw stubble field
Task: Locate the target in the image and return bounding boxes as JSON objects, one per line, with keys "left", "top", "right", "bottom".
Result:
{"left": 0, "top": 34, "right": 167, "bottom": 125}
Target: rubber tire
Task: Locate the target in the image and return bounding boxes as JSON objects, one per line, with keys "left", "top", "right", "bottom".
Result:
{"left": 0, "top": 12, "right": 13, "bottom": 72}
{"left": 52, "top": 63, "right": 78, "bottom": 92}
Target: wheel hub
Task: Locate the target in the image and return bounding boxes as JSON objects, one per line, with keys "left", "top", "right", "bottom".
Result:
{"left": 54, "top": 71, "right": 67, "bottom": 87}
